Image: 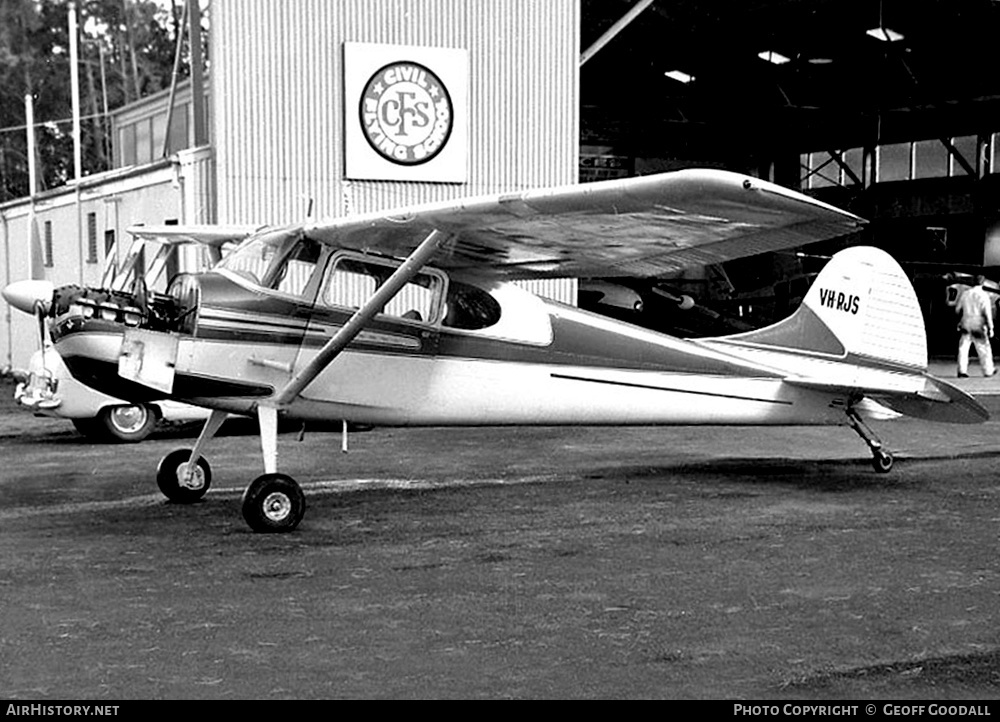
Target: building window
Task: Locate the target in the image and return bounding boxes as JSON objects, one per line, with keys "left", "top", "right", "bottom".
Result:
{"left": 950, "top": 135, "right": 977, "bottom": 177}
{"left": 801, "top": 149, "right": 862, "bottom": 188}
{"left": 44, "top": 221, "right": 53, "bottom": 267}
{"left": 878, "top": 142, "right": 911, "bottom": 182}
{"left": 87, "top": 213, "right": 98, "bottom": 263}
{"left": 914, "top": 139, "right": 948, "bottom": 179}
{"left": 842, "top": 148, "right": 863, "bottom": 185}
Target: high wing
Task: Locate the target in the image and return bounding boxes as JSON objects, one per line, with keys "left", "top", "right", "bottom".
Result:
{"left": 303, "top": 169, "right": 865, "bottom": 279}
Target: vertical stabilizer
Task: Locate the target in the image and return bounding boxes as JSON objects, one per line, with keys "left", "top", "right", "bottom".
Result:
{"left": 800, "top": 246, "right": 927, "bottom": 369}
{"left": 723, "top": 246, "right": 928, "bottom": 371}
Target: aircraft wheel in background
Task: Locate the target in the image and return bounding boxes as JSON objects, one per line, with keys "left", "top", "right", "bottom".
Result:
{"left": 241, "top": 473, "right": 306, "bottom": 533}
{"left": 156, "top": 448, "right": 212, "bottom": 503}
{"left": 73, "top": 404, "right": 157, "bottom": 443}
{"left": 872, "top": 450, "right": 894, "bottom": 474}
{"left": 98, "top": 404, "right": 157, "bottom": 442}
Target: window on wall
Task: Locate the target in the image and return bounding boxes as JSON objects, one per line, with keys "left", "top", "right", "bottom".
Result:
{"left": 87, "top": 213, "right": 98, "bottom": 263}
{"left": 950, "top": 135, "right": 977, "bottom": 177}
{"left": 878, "top": 143, "right": 911, "bottom": 182}
{"left": 800, "top": 149, "right": 863, "bottom": 188}
{"left": 808, "top": 152, "right": 837, "bottom": 188}
{"left": 914, "top": 139, "right": 948, "bottom": 179}
{"left": 842, "top": 148, "right": 863, "bottom": 184}
{"left": 44, "top": 221, "right": 53, "bottom": 267}
{"left": 803, "top": 133, "right": 997, "bottom": 186}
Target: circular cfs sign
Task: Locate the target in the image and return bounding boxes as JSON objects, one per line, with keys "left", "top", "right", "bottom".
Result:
{"left": 360, "top": 61, "right": 453, "bottom": 166}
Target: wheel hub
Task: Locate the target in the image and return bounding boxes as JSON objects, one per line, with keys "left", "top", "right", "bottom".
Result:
{"left": 177, "top": 462, "right": 205, "bottom": 491}
{"left": 262, "top": 492, "right": 292, "bottom": 522}
{"left": 110, "top": 405, "right": 147, "bottom": 433}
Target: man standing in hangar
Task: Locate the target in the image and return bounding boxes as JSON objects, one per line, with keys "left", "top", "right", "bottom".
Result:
{"left": 957, "top": 275, "right": 996, "bottom": 378}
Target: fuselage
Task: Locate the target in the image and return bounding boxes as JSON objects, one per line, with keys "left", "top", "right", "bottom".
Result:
{"left": 49, "top": 281, "right": 851, "bottom": 430}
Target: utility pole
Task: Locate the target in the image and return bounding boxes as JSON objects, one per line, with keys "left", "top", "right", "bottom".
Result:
{"left": 69, "top": 1, "right": 82, "bottom": 181}
{"left": 189, "top": 0, "right": 207, "bottom": 146}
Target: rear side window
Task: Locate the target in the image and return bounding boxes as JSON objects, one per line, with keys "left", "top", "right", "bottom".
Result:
{"left": 323, "top": 255, "right": 444, "bottom": 324}
{"left": 443, "top": 280, "right": 501, "bottom": 330}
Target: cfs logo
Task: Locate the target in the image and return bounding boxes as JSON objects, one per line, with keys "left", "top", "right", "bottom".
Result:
{"left": 360, "top": 61, "right": 453, "bottom": 166}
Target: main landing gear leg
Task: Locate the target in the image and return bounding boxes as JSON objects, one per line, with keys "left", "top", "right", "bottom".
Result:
{"left": 156, "top": 409, "right": 229, "bottom": 502}
{"left": 240, "top": 404, "right": 306, "bottom": 534}
{"left": 846, "top": 406, "right": 894, "bottom": 473}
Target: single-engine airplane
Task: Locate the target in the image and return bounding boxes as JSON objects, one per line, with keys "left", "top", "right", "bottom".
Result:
{"left": 3, "top": 169, "right": 988, "bottom": 532}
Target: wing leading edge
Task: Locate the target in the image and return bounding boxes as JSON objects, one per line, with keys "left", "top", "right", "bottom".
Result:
{"left": 303, "top": 169, "right": 865, "bottom": 280}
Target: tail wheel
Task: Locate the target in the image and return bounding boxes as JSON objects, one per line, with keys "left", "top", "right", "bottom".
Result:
{"left": 872, "top": 450, "right": 894, "bottom": 474}
{"left": 156, "top": 448, "right": 212, "bottom": 503}
{"left": 242, "top": 473, "right": 306, "bottom": 533}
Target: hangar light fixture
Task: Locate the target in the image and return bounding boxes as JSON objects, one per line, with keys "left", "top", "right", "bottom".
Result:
{"left": 866, "top": 26, "right": 904, "bottom": 42}
{"left": 758, "top": 50, "right": 791, "bottom": 65}
{"left": 664, "top": 70, "right": 695, "bottom": 84}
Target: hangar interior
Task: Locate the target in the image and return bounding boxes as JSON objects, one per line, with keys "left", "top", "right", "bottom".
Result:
{"left": 579, "top": 0, "right": 1000, "bottom": 355}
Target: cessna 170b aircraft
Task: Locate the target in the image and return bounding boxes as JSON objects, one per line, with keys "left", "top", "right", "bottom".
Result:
{"left": 2, "top": 169, "right": 988, "bottom": 533}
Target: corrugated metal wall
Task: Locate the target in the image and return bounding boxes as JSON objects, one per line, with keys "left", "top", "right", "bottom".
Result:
{"left": 212, "top": 0, "right": 579, "bottom": 224}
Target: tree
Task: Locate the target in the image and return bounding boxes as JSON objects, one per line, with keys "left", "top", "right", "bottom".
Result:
{"left": 0, "top": 0, "right": 186, "bottom": 201}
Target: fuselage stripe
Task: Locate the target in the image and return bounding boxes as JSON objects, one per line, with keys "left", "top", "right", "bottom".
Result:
{"left": 549, "top": 372, "right": 793, "bottom": 405}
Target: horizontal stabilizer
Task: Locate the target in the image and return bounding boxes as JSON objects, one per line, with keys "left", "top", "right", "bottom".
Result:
{"left": 871, "top": 375, "right": 989, "bottom": 424}
{"left": 784, "top": 375, "right": 988, "bottom": 424}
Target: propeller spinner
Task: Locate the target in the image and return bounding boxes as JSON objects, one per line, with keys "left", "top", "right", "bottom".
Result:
{"left": 2, "top": 279, "right": 55, "bottom": 315}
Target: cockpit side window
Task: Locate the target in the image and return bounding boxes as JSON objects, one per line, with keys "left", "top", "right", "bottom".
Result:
{"left": 322, "top": 254, "right": 445, "bottom": 324}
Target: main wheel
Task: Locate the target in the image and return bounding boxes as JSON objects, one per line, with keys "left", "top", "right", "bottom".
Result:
{"left": 156, "top": 448, "right": 212, "bottom": 503}
{"left": 97, "top": 404, "right": 157, "bottom": 443}
{"left": 241, "top": 473, "right": 306, "bottom": 533}
{"left": 872, "top": 450, "right": 894, "bottom": 474}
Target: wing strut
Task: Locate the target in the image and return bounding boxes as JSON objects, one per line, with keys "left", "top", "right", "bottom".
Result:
{"left": 271, "top": 228, "right": 452, "bottom": 407}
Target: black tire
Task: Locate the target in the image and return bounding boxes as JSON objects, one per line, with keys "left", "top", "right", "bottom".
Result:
{"left": 241, "top": 473, "right": 306, "bottom": 533}
{"left": 156, "top": 448, "right": 212, "bottom": 503}
{"left": 872, "top": 450, "right": 894, "bottom": 474}
{"left": 95, "top": 404, "right": 157, "bottom": 443}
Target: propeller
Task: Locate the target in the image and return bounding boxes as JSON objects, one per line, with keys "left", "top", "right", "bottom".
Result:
{"left": 2, "top": 279, "right": 54, "bottom": 316}
{"left": 2, "top": 279, "right": 55, "bottom": 408}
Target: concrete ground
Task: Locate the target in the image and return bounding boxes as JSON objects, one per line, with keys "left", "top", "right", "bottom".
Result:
{"left": 0, "top": 375, "right": 999, "bottom": 700}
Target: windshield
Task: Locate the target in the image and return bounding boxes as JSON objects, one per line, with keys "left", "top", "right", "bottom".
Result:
{"left": 216, "top": 228, "right": 299, "bottom": 285}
